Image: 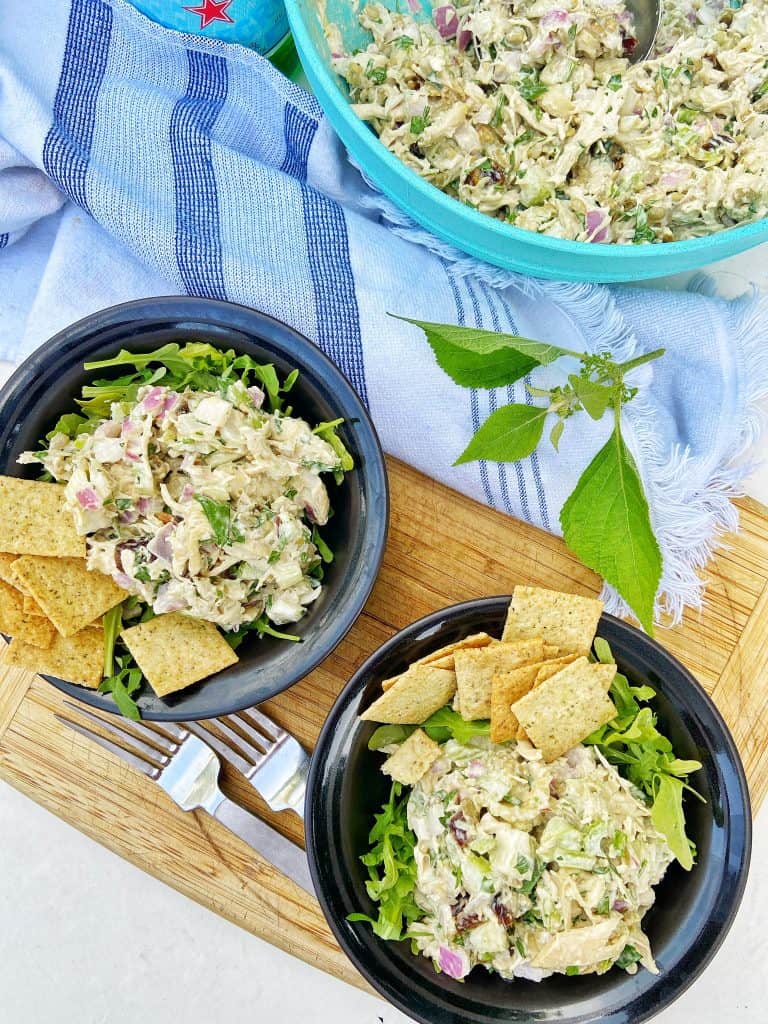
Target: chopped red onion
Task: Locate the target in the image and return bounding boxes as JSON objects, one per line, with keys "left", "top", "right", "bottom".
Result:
{"left": 113, "top": 572, "right": 134, "bottom": 589}
{"left": 148, "top": 523, "right": 174, "bottom": 562}
{"left": 247, "top": 385, "right": 265, "bottom": 408}
{"left": 467, "top": 759, "right": 484, "bottom": 778}
{"left": 434, "top": 4, "right": 459, "bottom": 37}
{"left": 585, "top": 209, "right": 609, "bottom": 243}
{"left": 437, "top": 945, "right": 470, "bottom": 980}
{"left": 613, "top": 899, "right": 630, "bottom": 912}
{"left": 140, "top": 386, "right": 166, "bottom": 412}
{"left": 137, "top": 497, "right": 152, "bottom": 515}
{"left": 154, "top": 583, "right": 184, "bottom": 614}
{"left": 181, "top": 483, "right": 195, "bottom": 500}
{"left": 541, "top": 9, "right": 571, "bottom": 26}
{"left": 118, "top": 509, "right": 138, "bottom": 525}
{"left": 76, "top": 487, "right": 101, "bottom": 510}
{"left": 457, "top": 29, "right": 473, "bottom": 51}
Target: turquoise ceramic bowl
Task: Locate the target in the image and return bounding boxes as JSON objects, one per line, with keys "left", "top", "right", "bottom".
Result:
{"left": 285, "top": 0, "right": 768, "bottom": 282}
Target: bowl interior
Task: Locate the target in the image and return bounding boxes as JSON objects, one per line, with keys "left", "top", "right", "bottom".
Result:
{"left": 307, "top": 598, "right": 751, "bottom": 1024}
{"left": 287, "top": 0, "right": 768, "bottom": 281}
{"left": 0, "top": 298, "right": 388, "bottom": 720}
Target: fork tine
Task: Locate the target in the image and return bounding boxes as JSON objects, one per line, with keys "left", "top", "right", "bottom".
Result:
{"left": 239, "top": 707, "right": 286, "bottom": 742}
{"left": 212, "top": 715, "right": 269, "bottom": 765}
{"left": 185, "top": 721, "right": 253, "bottom": 775}
{"left": 60, "top": 701, "right": 177, "bottom": 761}
{"left": 228, "top": 711, "right": 278, "bottom": 754}
{"left": 55, "top": 714, "right": 160, "bottom": 778}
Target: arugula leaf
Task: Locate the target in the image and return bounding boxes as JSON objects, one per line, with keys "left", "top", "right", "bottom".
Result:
{"left": 421, "top": 706, "right": 491, "bottom": 744}
{"left": 312, "top": 526, "right": 334, "bottom": 564}
{"left": 454, "top": 404, "right": 548, "bottom": 466}
{"left": 84, "top": 343, "right": 193, "bottom": 378}
{"left": 368, "top": 724, "right": 416, "bottom": 750}
{"left": 560, "top": 423, "right": 662, "bottom": 634}
{"left": 393, "top": 316, "right": 575, "bottom": 388}
{"left": 651, "top": 775, "right": 694, "bottom": 870}
{"left": 102, "top": 603, "right": 124, "bottom": 679}
{"left": 347, "top": 782, "right": 422, "bottom": 940}
{"left": 313, "top": 418, "right": 354, "bottom": 481}
{"left": 99, "top": 655, "right": 143, "bottom": 721}
{"left": 46, "top": 412, "right": 98, "bottom": 441}
{"left": 225, "top": 613, "right": 301, "bottom": 650}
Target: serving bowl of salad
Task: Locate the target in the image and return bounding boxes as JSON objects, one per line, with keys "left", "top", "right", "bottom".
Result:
{"left": 285, "top": 0, "right": 768, "bottom": 282}
{"left": 305, "top": 593, "right": 751, "bottom": 1024}
{"left": 0, "top": 297, "right": 388, "bottom": 720}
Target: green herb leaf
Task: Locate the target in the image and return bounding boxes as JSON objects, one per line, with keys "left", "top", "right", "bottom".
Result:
{"left": 421, "top": 705, "right": 491, "bottom": 744}
{"left": 569, "top": 375, "right": 613, "bottom": 421}
{"left": 550, "top": 418, "right": 565, "bottom": 451}
{"left": 224, "top": 613, "right": 301, "bottom": 650}
{"left": 606, "top": 74, "right": 623, "bottom": 91}
{"left": 392, "top": 316, "right": 575, "bottom": 388}
{"left": 454, "top": 404, "right": 548, "bottom": 466}
{"left": 616, "top": 944, "right": 642, "bottom": 971}
{"left": 410, "top": 106, "right": 431, "bottom": 135}
{"left": 195, "top": 495, "right": 236, "bottom": 547}
{"left": 560, "top": 423, "right": 662, "bottom": 633}
{"left": 47, "top": 412, "right": 98, "bottom": 441}
{"left": 518, "top": 68, "right": 547, "bottom": 104}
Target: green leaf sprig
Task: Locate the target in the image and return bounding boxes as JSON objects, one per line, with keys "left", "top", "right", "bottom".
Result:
{"left": 396, "top": 316, "right": 664, "bottom": 633}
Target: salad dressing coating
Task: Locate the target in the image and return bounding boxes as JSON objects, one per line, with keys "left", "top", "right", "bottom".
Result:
{"left": 332, "top": 0, "right": 768, "bottom": 243}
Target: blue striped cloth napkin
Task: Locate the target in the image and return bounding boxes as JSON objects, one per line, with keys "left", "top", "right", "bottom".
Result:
{"left": 0, "top": 0, "right": 766, "bottom": 622}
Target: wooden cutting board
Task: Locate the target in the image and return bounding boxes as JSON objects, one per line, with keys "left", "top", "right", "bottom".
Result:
{"left": 1, "top": 456, "right": 767, "bottom": 994}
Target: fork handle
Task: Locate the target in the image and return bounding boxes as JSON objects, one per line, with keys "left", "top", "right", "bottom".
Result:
{"left": 210, "top": 795, "right": 315, "bottom": 895}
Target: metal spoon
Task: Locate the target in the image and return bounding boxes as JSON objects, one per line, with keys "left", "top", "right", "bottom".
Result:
{"left": 624, "top": 0, "right": 662, "bottom": 63}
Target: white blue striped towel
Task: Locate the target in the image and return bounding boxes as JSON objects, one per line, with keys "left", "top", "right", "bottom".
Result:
{"left": 0, "top": 0, "right": 766, "bottom": 622}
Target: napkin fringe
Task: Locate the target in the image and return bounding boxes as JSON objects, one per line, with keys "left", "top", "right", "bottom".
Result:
{"left": 602, "top": 280, "right": 768, "bottom": 625}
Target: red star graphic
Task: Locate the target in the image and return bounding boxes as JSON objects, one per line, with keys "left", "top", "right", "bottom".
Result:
{"left": 183, "top": 0, "right": 235, "bottom": 30}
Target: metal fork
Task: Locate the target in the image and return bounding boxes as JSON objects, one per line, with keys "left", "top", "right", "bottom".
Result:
{"left": 56, "top": 702, "right": 314, "bottom": 894}
{"left": 184, "top": 707, "right": 309, "bottom": 819}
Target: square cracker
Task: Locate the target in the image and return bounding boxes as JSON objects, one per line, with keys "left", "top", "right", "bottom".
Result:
{"left": 382, "top": 728, "right": 442, "bottom": 785}
{"left": 0, "top": 477, "right": 85, "bottom": 558}
{"left": 0, "top": 552, "right": 21, "bottom": 587}
{"left": 490, "top": 665, "right": 539, "bottom": 743}
{"left": 11, "top": 556, "right": 127, "bottom": 637}
{"left": 502, "top": 587, "right": 603, "bottom": 657}
{"left": 121, "top": 612, "right": 239, "bottom": 697}
{"left": 534, "top": 654, "right": 580, "bottom": 686}
{"left": 511, "top": 657, "right": 617, "bottom": 761}
{"left": 381, "top": 633, "right": 493, "bottom": 692}
{"left": 454, "top": 640, "right": 545, "bottom": 720}
{"left": 361, "top": 665, "right": 457, "bottom": 724}
{"left": 3, "top": 626, "right": 104, "bottom": 687}
{"left": 0, "top": 579, "right": 56, "bottom": 649}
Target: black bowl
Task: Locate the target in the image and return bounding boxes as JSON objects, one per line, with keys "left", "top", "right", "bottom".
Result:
{"left": 0, "top": 297, "right": 389, "bottom": 720}
{"left": 306, "top": 597, "right": 751, "bottom": 1024}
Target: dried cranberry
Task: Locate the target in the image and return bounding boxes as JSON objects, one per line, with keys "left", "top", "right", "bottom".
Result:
{"left": 622, "top": 35, "right": 638, "bottom": 54}
{"left": 449, "top": 812, "right": 469, "bottom": 847}
{"left": 492, "top": 896, "right": 513, "bottom": 928}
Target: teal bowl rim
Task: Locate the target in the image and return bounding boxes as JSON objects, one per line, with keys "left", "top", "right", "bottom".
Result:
{"left": 284, "top": 0, "right": 768, "bottom": 276}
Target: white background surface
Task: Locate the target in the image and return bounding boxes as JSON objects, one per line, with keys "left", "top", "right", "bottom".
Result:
{"left": 1, "top": 250, "right": 767, "bottom": 1024}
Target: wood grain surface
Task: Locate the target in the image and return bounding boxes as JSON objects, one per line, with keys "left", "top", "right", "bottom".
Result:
{"left": 1, "top": 457, "right": 766, "bottom": 991}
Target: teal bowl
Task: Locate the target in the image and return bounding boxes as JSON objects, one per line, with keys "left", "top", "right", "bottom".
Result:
{"left": 285, "top": 0, "right": 768, "bottom": 282}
